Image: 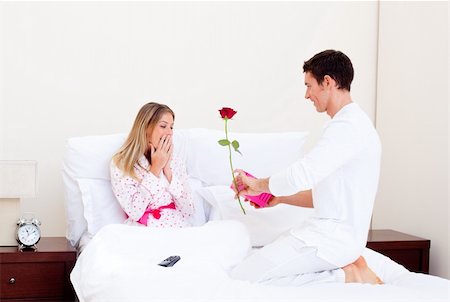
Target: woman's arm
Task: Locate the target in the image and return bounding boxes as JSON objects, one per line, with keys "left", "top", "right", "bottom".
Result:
{"left": 166, "top": 157, "right": 194, "bottom": 216}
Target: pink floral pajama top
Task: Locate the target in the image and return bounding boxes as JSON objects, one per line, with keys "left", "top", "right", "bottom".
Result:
{"left": 110, "top": 155, "right": 194, "bottom": 228}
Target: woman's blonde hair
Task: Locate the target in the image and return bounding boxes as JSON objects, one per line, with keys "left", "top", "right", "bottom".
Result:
{"left": 112, "top": 102, "right": 175, "bottom": 180}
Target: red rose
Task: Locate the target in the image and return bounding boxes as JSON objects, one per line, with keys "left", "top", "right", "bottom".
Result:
{"left": 217, "top": 106, "right": 245, "bottom": 214}
{"left": 219, "top": 107, "right": 237, "bottom": 119}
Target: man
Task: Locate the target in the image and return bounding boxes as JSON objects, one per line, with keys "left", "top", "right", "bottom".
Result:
{"left": 231, "top": 50, "right": 382, "bottom": 285}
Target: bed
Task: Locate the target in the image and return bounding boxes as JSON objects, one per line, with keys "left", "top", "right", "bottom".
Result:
{"left": 63, "top": 129, "right": 449, "bottom": 302}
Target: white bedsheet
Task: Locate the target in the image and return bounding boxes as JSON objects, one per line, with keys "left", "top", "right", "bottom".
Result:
{"left": 71, "top": 221, "right": 449, "bottom": 302}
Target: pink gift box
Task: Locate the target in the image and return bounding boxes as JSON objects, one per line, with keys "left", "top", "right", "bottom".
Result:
{"left": 231, "top": 171, "right": 273, "bottom": 208}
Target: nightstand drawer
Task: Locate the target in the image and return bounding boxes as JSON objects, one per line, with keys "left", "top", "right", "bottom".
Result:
{"left": 367, "top": 229, "right": 430, "bottom": 274}
{"left": 377, "top": 248, "right": 425, "bottom": 273}
{"left": 1, "top": 262, "right": 65, "bottom": 299}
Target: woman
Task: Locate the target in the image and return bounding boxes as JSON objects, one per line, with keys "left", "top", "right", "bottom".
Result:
{"left": 111, "top": 102, "right": 194, "bottom": 228}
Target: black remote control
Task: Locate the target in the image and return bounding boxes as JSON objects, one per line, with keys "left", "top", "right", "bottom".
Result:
{"left": 158, "top": 255, "right": 181, "bottom": 267}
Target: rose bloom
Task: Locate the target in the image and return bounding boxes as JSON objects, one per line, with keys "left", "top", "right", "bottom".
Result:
{"left": 219, "top": 107, "right": 237, "bottom": 119}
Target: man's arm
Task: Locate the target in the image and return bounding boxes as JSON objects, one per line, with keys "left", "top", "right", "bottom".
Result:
{"left": 233, "top": 171, "right": 313, "bottom": 208}
{"left": 268, "top": 189, "right": 313, "bottom": 208}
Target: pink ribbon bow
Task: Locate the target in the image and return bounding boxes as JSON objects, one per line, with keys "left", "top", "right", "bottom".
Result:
{"left": 138, "top": 202, "right": 176, "bottom": 226}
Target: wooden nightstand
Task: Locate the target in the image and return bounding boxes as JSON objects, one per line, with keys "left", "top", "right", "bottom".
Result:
{"left": 367, "top": 229, "right": 430, "bottom": 274}
{"left": 0, "top": 237, "right": 77, "bottom": 301}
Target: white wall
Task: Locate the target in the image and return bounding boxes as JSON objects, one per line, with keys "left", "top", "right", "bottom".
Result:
{"left": 373, "top": 1, "right": 449, "bottom": 278}
{"left": 3, "top": 1, "right": 448, "bottom": 279}
{"left": 0, "top": 1, "right": 378, "bottom": 239}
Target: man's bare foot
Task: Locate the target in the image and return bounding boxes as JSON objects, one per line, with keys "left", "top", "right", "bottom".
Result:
{"left": 354, "top": 256, "right": 384, "bottom": 284}
{"left": 342, "top": 263, "right": 362, "bottom": 283}
{"left": 343, "top": 256, "right": 384, "bottom": 284}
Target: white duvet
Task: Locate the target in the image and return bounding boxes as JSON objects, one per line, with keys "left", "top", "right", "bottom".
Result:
{"left": 71, "top": 221, "right": 449, "bottom": 302}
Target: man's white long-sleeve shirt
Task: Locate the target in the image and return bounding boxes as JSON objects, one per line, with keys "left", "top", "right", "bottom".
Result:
{"left": 269, "top": 103, "right": 381, "bottom": 267}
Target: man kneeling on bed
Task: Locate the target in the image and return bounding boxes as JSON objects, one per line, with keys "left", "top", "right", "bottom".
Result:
{"left": 231, "top": 49, "right": 383, "bottom": 286}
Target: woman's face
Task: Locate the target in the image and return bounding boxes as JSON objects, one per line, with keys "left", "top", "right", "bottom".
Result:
{"left": 146, "top": 112, "right": 174, "bottom": 149}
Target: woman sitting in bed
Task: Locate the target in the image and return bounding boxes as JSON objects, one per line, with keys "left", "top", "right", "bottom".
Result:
{"left": 110, "top": 102, "right": 194, "bottom": 228}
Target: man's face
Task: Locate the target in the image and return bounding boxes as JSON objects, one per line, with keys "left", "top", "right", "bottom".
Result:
{"left": 304, "top": 72, "right": 328, "bottom": 113}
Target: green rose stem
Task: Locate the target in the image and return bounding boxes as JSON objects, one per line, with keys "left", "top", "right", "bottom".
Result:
{"left": 225, "top": 118, "right": 246, "bottom": 215}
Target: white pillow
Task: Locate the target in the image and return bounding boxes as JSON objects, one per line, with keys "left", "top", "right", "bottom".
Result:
{"left": 64, "top": 133, "right": 127, "bottom": 180}
{"left": 77, "top": 178, "right": 127, "bottom": 235}
{"left": 187, "top": 177, "right": 209, "bottom": 226}
{"left": 63, "top": 133, "right": 127, "bottom": 247}
{"left": 197, "top": 185, "right": 314, "bottom": 247}
{"left": 185, "top": 129, "right": 309, "bottom": 186}
{"left": 63, "top": 130, "right": 189, "bottom": 247}
{"left": 62, "top": 128, "right": 307, "bottom": 247}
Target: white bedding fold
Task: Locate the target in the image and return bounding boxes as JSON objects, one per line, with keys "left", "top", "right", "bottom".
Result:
{"left": 71, "top": 221, "right": 449, "bottom": 302}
